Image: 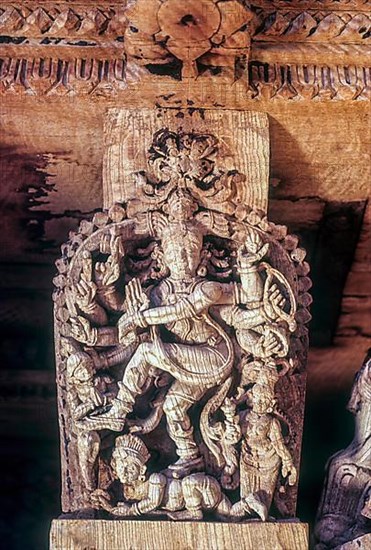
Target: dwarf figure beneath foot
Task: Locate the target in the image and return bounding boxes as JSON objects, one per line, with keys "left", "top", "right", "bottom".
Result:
{"left": 53, "top": 121, "right": 311, "bottom": 517}
{"left": 91, "top": 434, "right": 262, "bottom": 521}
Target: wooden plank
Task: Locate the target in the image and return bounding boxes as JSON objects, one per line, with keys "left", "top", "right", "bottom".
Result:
{"left": 50, "top": 519, "right": 309, "bottom": 550}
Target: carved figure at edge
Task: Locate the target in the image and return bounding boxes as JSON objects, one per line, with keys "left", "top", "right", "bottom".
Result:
{"left": 66, "top": 350, "right": 117, "bottom": 491}
{"left": 222, "top": 382, "right": 297, "bottom": 521}
{"left": 54, "top": 128, "right": 311, "bottom": 521}
{"left": 315, "top": 351, "right": 371, "bottom": 549}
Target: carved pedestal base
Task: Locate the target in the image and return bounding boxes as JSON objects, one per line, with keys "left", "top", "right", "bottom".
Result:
{"left": 50, "top": 519, "right": 309, "bottom": 550}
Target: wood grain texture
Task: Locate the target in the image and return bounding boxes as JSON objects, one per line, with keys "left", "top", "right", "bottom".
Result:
{"left": 0, "top": 2, "right": 368, "bottom": 548}
{"left": 55, "top": 110, "right": 310, "bottom": 520}
{"left": 50, "top": 519, "right": 309, "bottom": 550}
{"left": 0, "top": 1, "right": 369, "bottom": 98}
{"left": 0, "top": 55, "right": 369, "bottom": 100}
{"left": 308, "top": 203, "right": 371, "bottom": 391}
{"left": 0, "top": 98, "right": 368, "bottom": 266}
{"left": 103, "top": 108, "right": 269, "bottom": 212}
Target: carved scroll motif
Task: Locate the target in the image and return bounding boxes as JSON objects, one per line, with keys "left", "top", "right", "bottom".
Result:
{"left": 53, "top": 115, "right": 311, "bottom": 522}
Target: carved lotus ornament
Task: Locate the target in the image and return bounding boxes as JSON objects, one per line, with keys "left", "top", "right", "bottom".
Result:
{"left": 125, "top": 0, "right": 253, "bottom": 78}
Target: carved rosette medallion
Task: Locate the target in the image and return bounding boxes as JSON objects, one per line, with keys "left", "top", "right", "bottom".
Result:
{"left": 53, "top": 113, "right": 311, "bottom": 522}
{"left": 125, "top": 0, "right": 254, "bottom": 79}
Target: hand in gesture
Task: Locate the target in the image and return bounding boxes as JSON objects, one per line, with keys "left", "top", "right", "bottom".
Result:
{"left": 70, "top": 316, "right": 96, "bottom": 345}
{"left": 91, "top": 489, "right": 113, "bottom": 512}
{"left": 75, "top": 278, "right": 97, "bottom": 310}
{"left": 282, "top": 462, "right": 297, "bottom": 486}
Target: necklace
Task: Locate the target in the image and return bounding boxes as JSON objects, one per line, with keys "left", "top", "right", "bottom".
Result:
{"left": 167, "top": 276, "right": 198, "bottom": 294}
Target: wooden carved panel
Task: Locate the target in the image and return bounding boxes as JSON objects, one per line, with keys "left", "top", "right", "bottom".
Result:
{"left": 103, "top": 109, "right": 269, "bottom": 212}
{"left": 53, "top": 109, "right": 311, "bottom": 523}
{"left": 0, "top": 1, "right": 369, "bottom": 99}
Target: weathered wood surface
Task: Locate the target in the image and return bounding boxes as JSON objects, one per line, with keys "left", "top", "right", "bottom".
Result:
{"left": 335, "top": 535, "right": 371, "bottom": 550}
{"left": 0, "top": 1, "right": 369, "bottom": 98}
{"left": 103, "top": 108, "right": 270, "bottom": 212}
{"left": 50, "top": 519, "right": 309, "bottom": 550}
{"left": 0, "top": 100, "right": 368, "bottom": 265}
{"left": 308, "top": 203, "right": 371, "bottom": 390}
{"left": 314, "top": 351, "right": 371, "bottom": 549}
{"left": 55, "top": 109, "right": 309, "bottom": 522}
{"left": 0, "top": 2, "right": 368, "bottom": 548}
{"left": 0, "top": 97, "right": 368, "bottom": 389}
{"left": 0, "top": 98, "right": 368, "bottom": 268}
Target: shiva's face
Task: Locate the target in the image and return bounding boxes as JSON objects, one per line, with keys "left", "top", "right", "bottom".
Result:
{"left": 162, "top": 232, "right": 203, "bottom": 280}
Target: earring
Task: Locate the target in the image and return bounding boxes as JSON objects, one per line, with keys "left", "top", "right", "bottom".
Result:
{"left": 196, "top": 247, "right": 211, "bottom": 277}
{"left": 197, "top": 265, "right": 207, "bottom": 277}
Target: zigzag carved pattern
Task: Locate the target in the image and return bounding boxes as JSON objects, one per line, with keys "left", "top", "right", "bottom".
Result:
{"left": 0, "top": 5, "right": 127, "bottom": 39}
{"left": 253, "top": 10, "right": 371, "bottom": 42}
{"left": 0, "top": 3, "right": 369, "bottom": 43}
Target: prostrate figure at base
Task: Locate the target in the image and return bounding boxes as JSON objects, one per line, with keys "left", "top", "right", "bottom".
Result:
{"left": 91, "top": 434, "right": 265, "bottom": 521}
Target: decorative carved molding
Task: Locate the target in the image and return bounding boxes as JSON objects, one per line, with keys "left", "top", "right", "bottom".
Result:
{"left": 0, "top": 2, "right": 369, "bottom": 43}
{"left": 253, "top": 10, "right": 371, "bottom": 43}
{"left": 0, "top": 4, "right": 128, "bottom": 40}
{"left": 123, "top": 0, "right": 253, "bottom": 79}
{"left": 0, "top": 56, "right": 127, "bottom": 96}
{"left": 247, "top": 61, "right": 371, "bottom": 101}
{"left": 0, "top": 55, "right": 369, "bottom": 100}
{"left": 0, "top": 1, "right": 369, "bottom": 92}
{"left": 102, "top": 109, "right": 270, "bottom": 211}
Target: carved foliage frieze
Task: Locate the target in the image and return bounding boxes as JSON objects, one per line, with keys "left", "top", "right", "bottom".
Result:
{"left": 1, "top": 2, "right": 369, "bottom": 43}
{"left": 0, "top": 1, "right": 369, "bottom": 95}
